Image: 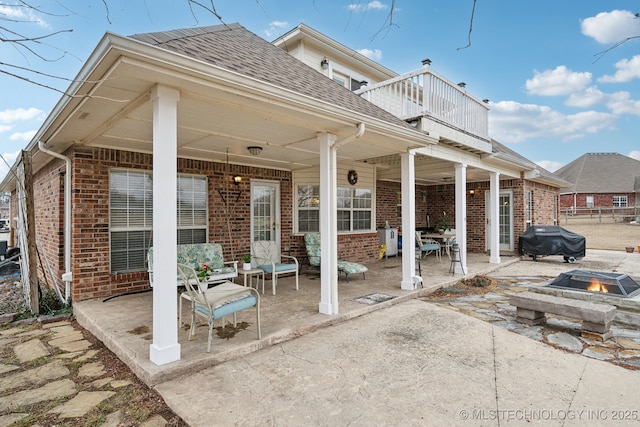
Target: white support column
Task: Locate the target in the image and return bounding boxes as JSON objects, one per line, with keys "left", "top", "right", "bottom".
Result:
{"left": 489, "top": 172, "right": 501, "bottom": 264}
{"left": 318, "top": 132, "right": 339, "bottom": 315}
{"left": 400, "top": 152, "right": 417, "bottom": 290}
{"left": 150, "top": 85, "right": 181, "bottom": 365}
{"left": 454, "top": 164, "right": 468, "bottom": 275}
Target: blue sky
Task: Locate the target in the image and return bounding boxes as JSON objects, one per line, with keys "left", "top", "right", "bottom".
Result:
{"left": 1, "top": 1, "right": 640, "bottom": 181}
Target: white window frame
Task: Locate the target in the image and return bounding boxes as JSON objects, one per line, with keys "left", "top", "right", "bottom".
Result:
{"left": 613, "top": 195, "right": 627, "bottom": 207}
{"left": 525, "top": 190, "right": 533, "bottom": 228}
{"left": 297, "top": 184, "right": 320, "bottom": 233}
{"left": 585, "top": 195, "right": 594, "bottom": 208}
{"left": 295, "top": 184, "right": 373, "bottom": 233}
{"left": 109, "top": 169, "right": 208, "bottom": 274}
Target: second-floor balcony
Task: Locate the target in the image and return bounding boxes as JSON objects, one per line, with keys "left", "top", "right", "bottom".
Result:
{"left": 357, "top": 65, "right": 491, "bottom": 153}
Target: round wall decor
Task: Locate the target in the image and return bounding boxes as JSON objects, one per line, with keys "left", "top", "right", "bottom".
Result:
{"left": 347, "top": 169, "right": 358, "bottom": 185}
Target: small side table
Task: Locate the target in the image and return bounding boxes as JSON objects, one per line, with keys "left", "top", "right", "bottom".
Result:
{"left": 239, "top": 268, "right": 265, "bottom": 294}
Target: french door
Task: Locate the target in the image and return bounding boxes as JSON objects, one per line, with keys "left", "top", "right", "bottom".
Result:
{"left": 250, "top": 181, "right": 281, "bottom": 248}
{"left": 486, "top": 190, "right": 514, "bottom": 251}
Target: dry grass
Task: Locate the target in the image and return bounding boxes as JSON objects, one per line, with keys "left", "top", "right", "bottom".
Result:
{"left": 558, "top": 219, "right": 640, "bottom": 251}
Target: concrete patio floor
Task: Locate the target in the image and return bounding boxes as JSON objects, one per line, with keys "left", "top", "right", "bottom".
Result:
{"left": 74, "top": 252, "right": 517, "bottom": 386}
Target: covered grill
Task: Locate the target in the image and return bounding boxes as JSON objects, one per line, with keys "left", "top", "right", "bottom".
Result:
{"left": 519, "top": 225, "right": 585, "bottom": 263}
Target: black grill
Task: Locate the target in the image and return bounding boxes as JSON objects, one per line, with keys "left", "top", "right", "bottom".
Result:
{"left": 519, "top": 225, "right": 585, "bottom": 262}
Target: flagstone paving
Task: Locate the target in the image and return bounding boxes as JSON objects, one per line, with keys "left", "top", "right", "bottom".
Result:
{"left": 0, "top": 317, "right": 175, "bottom": 426}
{"left": 426, "top": 275, "right": 640, "bottom": 369}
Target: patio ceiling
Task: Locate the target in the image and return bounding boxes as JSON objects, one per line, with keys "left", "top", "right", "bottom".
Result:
{"left": 29, "top": 33, "right": 436, "bottom": 178}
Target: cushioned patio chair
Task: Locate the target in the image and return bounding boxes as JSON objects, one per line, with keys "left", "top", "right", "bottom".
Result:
{"left": 148, "top": 243, "right": 238, "bottom": 287}
{"left": 251, "top": 240, "right": 299, "bottom": 295}
{"left": 415, "top": 231, "right": 441, "bottom": 261}
{"left": 177, "top": 263, "right": 261, "bottom": 353}
{"left": 149, "top": 243, "right": 239, "bottom": 325}
{"left": 303, "top": 233, "right": 368, "bottom": 282}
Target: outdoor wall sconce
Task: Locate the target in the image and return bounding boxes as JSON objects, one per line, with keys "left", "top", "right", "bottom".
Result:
{"left": 247, "top": 146, "right": 262, "bottom": 156}
{"left": 233, "top": 175, "right": 242, "bottom": 185}
{"left": 469, "top": 189, "right": 475, "bottom": 196}
{"left": 320, "top": 57, "right": 329, "bottom": 70}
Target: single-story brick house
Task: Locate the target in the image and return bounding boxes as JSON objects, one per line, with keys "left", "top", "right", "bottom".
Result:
{"left": 1, "top": 23, "right": 567, "bottom": 364}
{"left": 554, "top": 152, "right": 640, "bottom": 212}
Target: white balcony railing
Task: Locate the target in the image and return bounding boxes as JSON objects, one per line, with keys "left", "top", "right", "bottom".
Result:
{"left": 357, "top": 66, "right": 490, "bottom": 142}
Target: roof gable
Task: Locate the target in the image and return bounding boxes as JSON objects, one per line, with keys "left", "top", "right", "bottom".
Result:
{"left": 129, "top": 23, "right": 413, "bottom": 130}
{"left": 554, "top": 153, "right": 640, "bottom": 193}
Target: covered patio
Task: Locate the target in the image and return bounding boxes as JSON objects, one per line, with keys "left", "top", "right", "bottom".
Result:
{"left": 74, "top": 252, "right": 519, "bottom": 386}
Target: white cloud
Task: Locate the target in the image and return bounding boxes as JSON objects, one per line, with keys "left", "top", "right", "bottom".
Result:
{"left": 264, "top": 20, "right": 289, "bottom": 38}
{"left": 0, "top": 5, "right": 48, "bottom": 28}
{"left": 628, "top": 151, "right": 640, "bottom": 161}
{"left": 0, "top": 125, "right": 12, "bottom": 133}
{"left": 489, "top": 100, "right": 616, "bottom": 143}
{"left": 564, "top": 87, "right": 640, "bottom": 116}
{"left": 357, "top": 48, "right": 382, "bottom": 61}
{"left": 9, "top": 130, "right": 36, "bottom": 141}
{"left": 347, "top": 1, "right": 389, "bottom": 12}
{"left": 605, "top": 91, "right": 640, "bottom": 116}
{"left": 526, "top": 66, "right": 592, "bottom": 96}
{"left": 598, "top": 55, "right": 640, "bottom": 83}
{"left": 536, "top": 160, "right": 564, "bottom": 173}
{"left": 0, "top": 107, "right": 43, "bottom": 124}
{"left": 565, "top": 86, "right": 606, "bottom": 108}
{"left": 581, "top": 10, "right": 640, "bottom": 44}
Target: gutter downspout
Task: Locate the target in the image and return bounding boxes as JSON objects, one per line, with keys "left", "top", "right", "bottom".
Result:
{"left": 333, "top": 122, "right": 365, "bottom": 149}
{"left": 38, "top": 141, "right": 72, "bottom": 302}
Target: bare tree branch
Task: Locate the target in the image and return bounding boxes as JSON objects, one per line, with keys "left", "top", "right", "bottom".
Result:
{"left": 0, "top": 68, "right": 128, "bottom": 101}
{"left": 186, "top": 0, "right": 224, "bottom": 23}
{"left": 457, "top": 0, "right": 477, "bottom": 50}
{"left": 368, "top": 0, "right": 398, "bottom": 42}
{"left": 593, "top": 35, "right": 640, "bottom": 62}
{"left": 0, "top": 28, "right": 73, "bottom": 43}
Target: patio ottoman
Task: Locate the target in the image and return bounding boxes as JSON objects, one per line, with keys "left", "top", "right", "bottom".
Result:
{"left": 337, "top": 261, "right": 368, "bottom": 282}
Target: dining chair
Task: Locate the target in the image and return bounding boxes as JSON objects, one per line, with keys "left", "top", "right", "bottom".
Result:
{"left": 415, "top": 231, "right": 441, "bottom": 261}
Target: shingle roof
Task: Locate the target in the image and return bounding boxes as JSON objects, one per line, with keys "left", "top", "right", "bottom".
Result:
{"left": 129, "top": 23, "right": 414, "bottom": 130}
{"left": 553, "top": 152, "right": 640, "bottom": 193}
{"left": 491, "top": 139, "right": 566, "bottom": 184}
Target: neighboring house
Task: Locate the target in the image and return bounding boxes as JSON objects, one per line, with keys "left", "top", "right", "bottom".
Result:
{"left": 0, "top": 23, "right": 566, "bottom": 364}
{"left": 554, "top": 153, "right": 640, "bottom": 211}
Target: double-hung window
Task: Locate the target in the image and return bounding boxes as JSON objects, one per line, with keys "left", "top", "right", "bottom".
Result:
{"left": 297, "top": 185, "right": 372, "bottom": 232}
{"left": 110, "top": 170, "right": 207, "bottom": 274}
{"left": 297, "top": 185, "right": 320, "bottom": 232}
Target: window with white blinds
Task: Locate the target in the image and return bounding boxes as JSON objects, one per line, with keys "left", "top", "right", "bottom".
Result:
{"left": 296, "top": 185, "right": 372, "bottom": 232}
{"left": 110, "top": 170, "right": 207, "bottom": 273}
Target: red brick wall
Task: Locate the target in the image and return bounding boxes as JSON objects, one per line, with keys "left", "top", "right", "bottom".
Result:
{"left": 31, "top": 157, "right": 66, "bottom": 292}
{"left": 28, "top": 145, "right": 382, "bottom": 301}
{"left": 375, "top": 180, "right": 436, "bottom": 229}
{"left": 560, "top": 193, "right": 636, "bottom": 209}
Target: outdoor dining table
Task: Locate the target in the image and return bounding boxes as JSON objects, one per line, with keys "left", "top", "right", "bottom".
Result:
{"left": 421, "top": 232, "right": 455, "bottom": 241}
